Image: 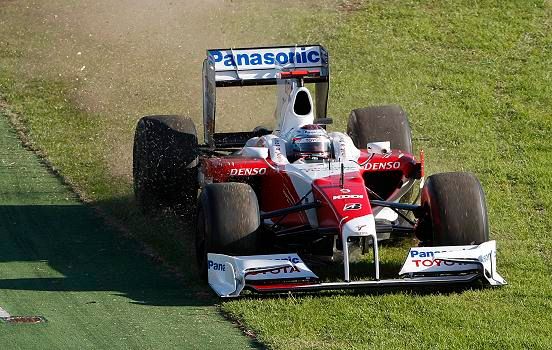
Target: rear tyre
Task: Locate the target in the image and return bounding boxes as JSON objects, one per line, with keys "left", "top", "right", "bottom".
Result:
{"left": 195, "top": 183, "right": 260, "bottom": 275}
{"left": 347, "top": 105, "right": 412, "bottom": 153}
{"left": 133, "top": 115, "right": 199, "bottom": 215}
{"left": 347, "top": 105, "right": 415, "bottom": 221}
{"left": 416, "top": 172, "right": 489, "bottom": 245}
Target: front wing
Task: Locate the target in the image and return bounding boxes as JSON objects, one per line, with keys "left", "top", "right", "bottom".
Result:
{"left": 207, "top": 241, "right": 506, "bottom": 297}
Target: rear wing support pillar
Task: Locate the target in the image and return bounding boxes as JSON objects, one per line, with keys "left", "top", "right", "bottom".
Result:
{"left": 203, "top": 58, "right": 216, "bottom": 149}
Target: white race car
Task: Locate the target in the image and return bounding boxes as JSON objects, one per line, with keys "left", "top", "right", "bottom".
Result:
{"left": 133, "top": 45, "right": 506, "bottom": 297}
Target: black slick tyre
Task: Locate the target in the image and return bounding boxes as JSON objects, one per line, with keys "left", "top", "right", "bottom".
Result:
{"left": 133, "top": 115, "right": 199, "bottom": 214}
{"left": 195, "top": 183, "right": 260, "bottom": 275}
{"left": 347, "top": 105, "right": 415, "bottom": 219}
{"left": 347, "top": 105, "right": 412, "bottom": 153}
{"left": 416, "top": 172, "right": 489, "bottom": 245}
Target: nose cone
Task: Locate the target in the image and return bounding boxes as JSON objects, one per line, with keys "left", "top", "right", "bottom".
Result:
{"left": 342, "top": 215, "right": 377, "bottom": 238}
{"left": 312, "top": 173, "right": 375, "bottom": 234}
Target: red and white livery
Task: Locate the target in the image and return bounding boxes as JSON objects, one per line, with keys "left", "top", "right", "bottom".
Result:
{"left": 133, "top": 45, "right": 506, "bottom": 297}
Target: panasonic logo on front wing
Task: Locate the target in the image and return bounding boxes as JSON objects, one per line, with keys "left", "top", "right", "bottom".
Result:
{"left": 207, "top": 260, "right": 225, "bottom": 271}
{"left": 209, "top": 47, "right": 321, "bottom": 68}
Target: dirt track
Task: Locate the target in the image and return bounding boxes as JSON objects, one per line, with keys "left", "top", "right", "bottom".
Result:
{"left": 1, "top": 0, "right": 337, "bottom": 180}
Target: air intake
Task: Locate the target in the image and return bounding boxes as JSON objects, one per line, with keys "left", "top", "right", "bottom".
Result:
{"left": 294, "top": 90, "right": 312, "bottom": 116}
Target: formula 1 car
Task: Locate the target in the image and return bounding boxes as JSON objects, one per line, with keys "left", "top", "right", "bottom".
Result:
{"left": 133, "top": 45, "right": 506, "bottom": 297}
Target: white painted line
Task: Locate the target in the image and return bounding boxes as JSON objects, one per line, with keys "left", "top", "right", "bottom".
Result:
{"left": 0, "top": 305, "right": 11, "bottom": 318}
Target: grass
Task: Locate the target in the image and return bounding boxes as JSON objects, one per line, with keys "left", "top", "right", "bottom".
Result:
{"left": 222, "top": 1, "right": 552, "bottom": 349}
{"left": 1, "top": 0, "right": 552, "bottom": 349}
{"left": 0, "top": 114, "right": 257, "bottom": 349}
{"left": 0, "top": 0, "right": 336, "bottom": 273}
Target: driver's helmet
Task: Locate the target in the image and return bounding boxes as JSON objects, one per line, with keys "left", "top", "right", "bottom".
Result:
{"left": 289, "top": 124, "right": 332, "bottom": 161}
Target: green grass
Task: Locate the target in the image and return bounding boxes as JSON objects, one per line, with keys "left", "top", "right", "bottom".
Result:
{"left": 1, "top": 0, "right": 552, "bottom": 349}
{"left": 0, "top": 0, "right": 334, "bottom": 274}
{"left": 0, "top": 114, "right": 257, "bottom": 349}
{"left": 222, "top": 1, "right": 552, "bottom": 349}
{"left": 0, "top": 73, "right": 196, "bottom": 277}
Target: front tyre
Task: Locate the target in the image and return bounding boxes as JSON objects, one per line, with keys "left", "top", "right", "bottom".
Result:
{"left": 416, "top": 172, "right": 489, "bottom": 245}
{"left": 195, "top": 183, "right": 260, "bottom": 275}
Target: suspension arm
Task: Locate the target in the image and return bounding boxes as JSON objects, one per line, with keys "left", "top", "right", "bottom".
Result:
{"left": 369, "top": 200, "right": 423, "bottom": 217}
{"left": 260, "top": 201, "right": 321, "bottom": 220}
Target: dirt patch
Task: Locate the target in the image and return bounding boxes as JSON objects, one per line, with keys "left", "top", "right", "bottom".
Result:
{"left": 1, "top": 0, "right": 340, "bottom": 180}
{"left": 338, "top": 0, "right": 366, "bottom": 12}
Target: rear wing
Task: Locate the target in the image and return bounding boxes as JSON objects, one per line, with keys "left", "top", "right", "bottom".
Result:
{"left": 206, "top": 45, "right": 328, "bottom": 86}
{"left": 202, "top": 44, "right": 330, "bottom": 148}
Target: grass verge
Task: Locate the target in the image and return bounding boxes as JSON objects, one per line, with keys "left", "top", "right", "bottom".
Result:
{"left": 1, "top": 0, "right": 551, "bottom": 349}
{"left": 0, "top": 112, "right": 258, "bottom": 349}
